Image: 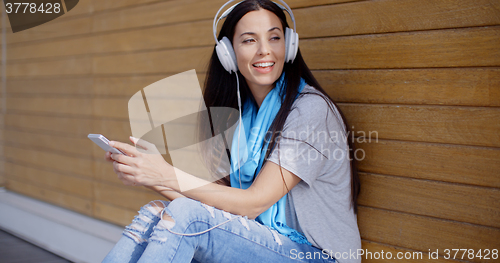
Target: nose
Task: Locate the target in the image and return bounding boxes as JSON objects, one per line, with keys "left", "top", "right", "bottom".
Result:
{"left": 258, "top": 41, "right": 271, "bottom": 56}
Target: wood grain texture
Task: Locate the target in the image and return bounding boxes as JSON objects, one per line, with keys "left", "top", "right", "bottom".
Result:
{"left": 4, "top": 161, "right": 93, "bottom": 199}
{"left": 0, "top": 128, "right": 92, "bottom": 158}
{"left": 3, "top": 15, "right": 92, "bottom": 45}
{"left": 355, "top": 139, "right": 500, "bottom": 188}
{"left": 317, "top": 68, "right": 500, "bottom": 107}
{"left": 93, "top": 201, "right": 138, "bottom": 227}
{"left": 301, "top": 26, "right": 500, "bottom": 69}
{"left": 6, "top": 178, "right": 92, "bottom": 216}
{"left": 3, "top": 0, "right": 363, "bottom": 46}
{"left": 361, "top": 240, "right": 462, "bottom": 263}
{"left": 92, "top": 46, "right": 212, "bottom": 75}
{"left": 6, "top": 20, "right": 214, "bottom": 61}
{"left": 358, "top": 206, "right": 500, "bottom": 260}
{"left": 92, "top": 73, "right": 206, "bottom": 96}
{"left": 7, "top": 97, "right": 92, "bottom": 116}
{"left": 358, "top": 173, "right": 500, "bottom": 228}
{"left": 339, "top": 104, "right": 500, "bottom": 148}
{"left": 4, "top": 113, "right": 94, "bottom": 137}
{"left": 6, "top": 57, "right": 92, "bottom": 77}
{"left": 7, "top": 0, "right": 500, "bottom": 62}
{"left": 296, "top": 0, "right": 500, "bottom": 38}
{"left": 6, "top": 76, "right": 94, "bottom": 95}
{"left": 2, "top": 145, "right": 94, "bottom": 179}
{"left": 93, "top": 181, "right": 164, "bottom": 211}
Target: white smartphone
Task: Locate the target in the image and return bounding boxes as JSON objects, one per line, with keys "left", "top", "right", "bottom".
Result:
{"left": 88, "top": 134, "right": 127, "bottom": 156}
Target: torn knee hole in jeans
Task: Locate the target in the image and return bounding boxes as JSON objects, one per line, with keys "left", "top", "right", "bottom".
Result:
{"left": 124, "top": 230, "right": 147, "bottom": 244}
{"left": 156, "top": 208, "right": 175, "bottom": 229}
{"left": 146, "top": 200, "right": 167, "bottom": 216}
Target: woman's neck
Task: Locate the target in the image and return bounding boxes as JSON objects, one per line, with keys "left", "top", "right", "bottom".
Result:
{"left": 247, "top": 83, "right": 274, "bottom": 109}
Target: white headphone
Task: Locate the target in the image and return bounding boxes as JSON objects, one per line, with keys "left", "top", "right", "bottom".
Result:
{"left": 213, "top": 0, "right": 299, "bottom": 74}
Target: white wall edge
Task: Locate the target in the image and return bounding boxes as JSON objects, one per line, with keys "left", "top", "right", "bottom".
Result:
{"left": 0, "top": 188, "right": 124, "bottom": 263}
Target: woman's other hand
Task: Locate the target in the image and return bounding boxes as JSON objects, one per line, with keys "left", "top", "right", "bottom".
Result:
{"left": 107, "top": 136, "right": 176, "bottom": 188}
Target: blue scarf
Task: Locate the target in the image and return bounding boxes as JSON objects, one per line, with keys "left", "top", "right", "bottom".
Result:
{"left": 229, "top": 73, "right": 311, "bottom": 245}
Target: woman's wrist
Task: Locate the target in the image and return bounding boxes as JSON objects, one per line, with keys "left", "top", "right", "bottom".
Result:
{"left": 159, "top": 161, "right": 180, "bottom": 191}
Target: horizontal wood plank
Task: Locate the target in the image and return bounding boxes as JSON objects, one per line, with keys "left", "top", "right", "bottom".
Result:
{"left": 92, "top": 73, "right": 207, "bottom": 96}
{"left": 7, "top": 20, "right": 213, "bottom": 61}
{"left": 4, "top": 161, "right": 93, "bottom": 199}
{"left": 6, "top": 76, "right": 93, "bottom": 95}
{"left": 301, "top": 26, "right": 500, "bottom": 69}
{"left": 93, "top": 181, "right": 164, "bottom": 211}
{"left": 338, "top": 104, "right": 500, "bottom": 148}
{"left": 317, "top": 68, "right": 500, "bottom": 107}
{"left": 93, "top": 97, "right": 202, "bottom": 119}
{"left": 0, "top": 128, "right": 92, "bottom": 157}
{"left": 92, "top": 46, "right": 212, "bottom": 75}
{"left": 93, "top": 201, "right": 138, "bottom": 227}
{"left": 2, "top": 145, "right": 94, "bottom": 178}
{"left": 296, "top": 0, "right": 500, "bottom": 38}
{"left": 3, "top": 15, "right": 92, "bottom": 45}
{"left": 7, "top": 97, "right": 92, "bottom": 116}
{"left": 6, "top": 57, "right": 92, "bottom": 77}
{"left": 361, "top": 240, "right": 462, "bottom": 263}
{"left": 358, "top": 173, "right": 500, "bottom": 228}
{"left": 6, "top": 178, "right": 92, "bottom": 216}
{"left": 355, "top": 140, "right": 500, "bottom": 188}
{"left": 90, "top": 0, "right": 163, "bottom": 13}
{"left": 4, "top": 113, "right": 94, "bottom": 137}
{"left": 5, "top": 73, "right": 206, "bottom": 96}
{"left": 358, "top": 206, "right": 500, "bottom": 260}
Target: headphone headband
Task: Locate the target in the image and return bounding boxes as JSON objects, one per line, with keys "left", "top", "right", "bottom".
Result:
{"left": 212, "top": 0, "right": 296, "bottom": 43}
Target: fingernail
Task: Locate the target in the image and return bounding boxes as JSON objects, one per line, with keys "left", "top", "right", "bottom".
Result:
{"left": 109, "top": 141, "right": 114, "bottom": 146}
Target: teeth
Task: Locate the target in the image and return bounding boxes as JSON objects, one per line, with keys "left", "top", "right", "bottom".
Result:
{"left": 253, "top": 62, "right": 275, "bottom": 68}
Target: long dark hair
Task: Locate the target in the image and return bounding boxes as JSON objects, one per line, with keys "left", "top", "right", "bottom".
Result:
{"left": 201, "top": 0, "right": 360, "bottom": 213}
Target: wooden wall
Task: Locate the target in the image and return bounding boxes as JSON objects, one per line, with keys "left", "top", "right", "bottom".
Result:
{"left": 0, "top": 0, "right": 498, "bottom": 262}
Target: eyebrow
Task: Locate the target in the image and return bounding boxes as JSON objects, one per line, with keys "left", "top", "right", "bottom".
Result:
{"left": 240, "top": 27, "right": 281, "bottom": 37}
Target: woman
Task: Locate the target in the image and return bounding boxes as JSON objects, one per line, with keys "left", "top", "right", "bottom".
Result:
{"left": 102, "top": 0, "right": 361, "bottom": 262}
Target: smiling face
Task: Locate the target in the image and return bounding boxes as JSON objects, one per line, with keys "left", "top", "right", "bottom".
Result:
{"left": 232, "top": 8, "right": 286, "bottom": 105}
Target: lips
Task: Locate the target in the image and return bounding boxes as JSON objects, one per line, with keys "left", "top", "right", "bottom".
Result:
{"left": 252, "top": 61, "right": 275, "bottom": 74}
{"left": 252, "top": 62, "right": 275, "bottom": 68}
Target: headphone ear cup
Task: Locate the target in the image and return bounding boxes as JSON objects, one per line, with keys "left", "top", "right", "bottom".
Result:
{"left": 216, "top": 36, "right": 238, "bottom": 73}
{"left": 285, "top": 27, "right": 299, "bottom": 63}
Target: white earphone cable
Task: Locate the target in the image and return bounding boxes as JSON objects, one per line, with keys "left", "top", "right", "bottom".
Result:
{"left": 236, "top": 72, "right": 243, "bottom": 189}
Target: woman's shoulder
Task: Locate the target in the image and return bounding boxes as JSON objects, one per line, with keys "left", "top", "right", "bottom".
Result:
{"left": 292, "top": 85, "right": 337, "bottom": 117}
{"left": 288, "top": 84, "right": 346, "bottom": 131}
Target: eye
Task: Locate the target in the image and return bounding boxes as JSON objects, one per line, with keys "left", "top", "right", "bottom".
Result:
{"left": 271, "top": 36, "right": 281, "bottom": 41}
{"left": 243, "top": 38, "right": 255, "bottom": 43}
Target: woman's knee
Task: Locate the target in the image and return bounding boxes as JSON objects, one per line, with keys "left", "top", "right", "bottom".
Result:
{"left": 160, "top": 198, "right": 212, "bottom": 225}
{"left": 122, "top": 200, "right": 169, "bottom": 243}
{"left": 134, "top": 200, "right": 170, "bottom": 226}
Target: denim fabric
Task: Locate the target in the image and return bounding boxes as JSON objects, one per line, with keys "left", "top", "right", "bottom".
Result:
{"left": 102, "top": 198, "right": 336, "bottom": 263}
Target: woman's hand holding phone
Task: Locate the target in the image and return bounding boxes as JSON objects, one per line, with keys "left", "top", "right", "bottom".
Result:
{"left": 106, "top": 136, "right": 178, "bottom": 189}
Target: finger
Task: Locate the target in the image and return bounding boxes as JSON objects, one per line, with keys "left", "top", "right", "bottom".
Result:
{"left": 112, "top": 160, "right": 136, "bottom": 176}
{"left": 130, "top": 136, "right": 148, "bottom": 151}
{"left": 116, "top": 171, "right": 137, "bottom": 186}
{"left": 105, "top": 151, "right": 115, "bottom": 162}
{"left": 111, "top": 152, "right": 136, "bottom": 166}
{"left": 109, "top": 140, "right": 140, "bottom": 156}
{"left": 133, "top": 137, "right": 162, "bottom": 154}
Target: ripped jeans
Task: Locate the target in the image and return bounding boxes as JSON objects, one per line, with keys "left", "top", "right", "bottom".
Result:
{"left": 102, "top": 198, "right": 336, "bottom": 263}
